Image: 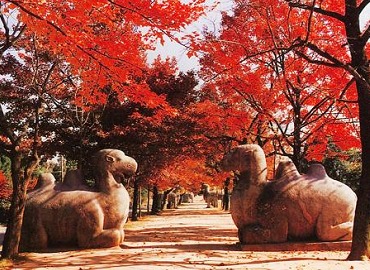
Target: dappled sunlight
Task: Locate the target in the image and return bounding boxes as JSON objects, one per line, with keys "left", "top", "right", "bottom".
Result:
{"left": 11, "top": 196, "right": 370, "bottom": 270}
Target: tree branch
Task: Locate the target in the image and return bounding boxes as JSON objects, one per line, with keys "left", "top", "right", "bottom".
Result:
{"left": 107, "top": 0, "right": 191, "bottom": 49}
{"left": 0, "top": 107, "right": 17, "bottom": 145}
{"left": 359, "top": 0, "right": 370, "bottom": 13}
{"left": 296, "top": 40, "right": 369, "bottom": 87}
{"left": 286, "top": 0, "right": 345, "bottom": 22}
{"left": 0, "top": 9, "right": 26, "bottom": 56}
{"left": 7, "top": 0, "right": 66, "bottom": 35}
{"left": 360, "top": 24, "right": 370, "bottom": 47}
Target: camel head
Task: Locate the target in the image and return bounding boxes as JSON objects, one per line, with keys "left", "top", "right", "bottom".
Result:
{"left": 220, "top": 144, "right": 265, "bottom": 172}
{"left": 220, "top": 144, "right": 267, "bottom": 185}
{"left": 93, "top": 149, "right": 137, "bottom": 186}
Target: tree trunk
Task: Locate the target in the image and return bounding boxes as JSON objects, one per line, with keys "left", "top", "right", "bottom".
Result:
{"left": 131, "top": 179, "right": 139, "bottom": 221}
{"left": 347, "top": 80, "right": 370, "bottom": 260}
{"left": 1, "top": 181, "right": 27, "bottom": 258}
{"left": 222, "top": 178, "right": 230, "bottom": 211}
{"left": 345, "top": 0, "right": 370, "bottom": 260}
{"left": 292, "top": 86, "right": 304, "bottom": 173}
{"left": 1, "top": 151, "right": 38, "bottom": 259}
{"left": 147, "top": 187, "right": 150, "bottom": 213}
{"left": 150, "top": 185, "right": 161, "bottom": 215}
{"left": 138, "top": 186, "right": 142, "bottom": 218}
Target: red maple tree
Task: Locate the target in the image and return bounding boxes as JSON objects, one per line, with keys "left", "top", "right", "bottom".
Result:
{"left": 0, "top": 0, "right": 206, "bottom": 258}
{"left": 197, "top": 0, "right": 369, "bottom": 259}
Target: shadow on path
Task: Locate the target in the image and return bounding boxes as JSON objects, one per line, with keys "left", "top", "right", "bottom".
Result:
{"left": 12, "top": 196, "right": 369, "bottom": 270}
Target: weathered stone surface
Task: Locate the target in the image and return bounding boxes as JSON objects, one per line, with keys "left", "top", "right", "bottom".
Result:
{"left": 20, "top": 149, "right": 137, "bottom": 251}
{"left": 221, "top": 144, "right": 357, "bottom": 244}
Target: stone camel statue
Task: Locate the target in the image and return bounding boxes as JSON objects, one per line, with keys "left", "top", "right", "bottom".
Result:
{"left": 202, "top": 184, "right": 219, "bottom": 208}
{"left": 167, "top": 191, "right": 179, "bottom": 209}
{"left": 20, "top": 149, "right": 137, "bottom": 251}
{"left": 220, "top": 144, "right": 357, "bottom": 244}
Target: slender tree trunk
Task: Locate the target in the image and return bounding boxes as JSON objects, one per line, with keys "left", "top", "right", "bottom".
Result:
{"left": 222, "top": 178, "right": 230, "bottom": 211}
{"left": 150, "top": 185, "right": 161, "bottom": 215}
{"left": 131, "top": 179, "right": 139, "bottom": 221}
{"left": 292, "top": 86, "right": 304, "bottom": 172}
{"left": 1, "top": 183, "right": 27, "bottom": 258}
{"left": 2, "top": 153, "right": 23, "bottom": 258}
{"left": 138, "top": 186, "right": 142, "bottom": 218}
{"left": 1, "top": 151, "right": 39, "bottom": 259}
{"left": 345, "top": 0, "right": 370, "bottom": 260}
{"left": 147, "top": 187, "right": 150, "bottom": 213}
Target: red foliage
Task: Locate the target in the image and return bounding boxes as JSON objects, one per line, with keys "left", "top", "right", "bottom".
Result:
{"left": 0, "top": 172, "right": 12, "bottom": 199}
{"left": 4, "top": 0, "right": 205, "bottom": 110}
{"left": 197, "top": 0, "right": 361, "bottom": 164}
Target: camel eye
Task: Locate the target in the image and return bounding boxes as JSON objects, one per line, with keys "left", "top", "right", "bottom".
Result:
{"left": 105, "top": 155, "right": 115, "bottom": 162}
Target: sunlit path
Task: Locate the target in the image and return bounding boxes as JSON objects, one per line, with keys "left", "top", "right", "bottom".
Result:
{"left": 123, "top": 196, "right": 238, "bottom": 252}
{"left": 11, "top": 196, "right": 370, "bottom": 270}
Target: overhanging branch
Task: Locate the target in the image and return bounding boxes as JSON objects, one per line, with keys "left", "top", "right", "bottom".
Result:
{"left": 286, "top": 0, "right": 345, "bottom": 22}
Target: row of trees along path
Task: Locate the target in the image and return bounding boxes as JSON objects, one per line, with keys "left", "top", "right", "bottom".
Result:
{"left": 8, "top": 196, "right": 370, "bottom": 270}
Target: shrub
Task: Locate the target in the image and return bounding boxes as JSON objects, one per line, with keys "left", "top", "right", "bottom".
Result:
{"left": 0, "top": 171, "right": 12, "bottom": 224}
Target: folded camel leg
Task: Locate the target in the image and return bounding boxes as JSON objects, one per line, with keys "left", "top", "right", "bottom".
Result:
{"left": 316, "top": 220, "right": 354, "bottom": 241}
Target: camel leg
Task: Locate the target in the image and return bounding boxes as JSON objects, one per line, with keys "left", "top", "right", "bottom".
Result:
{"left": 89, "top": 228, "right": 124, "bottom": 248}
{"left": 240, "top": 224, "right": 270, "bottom": 244}
{"left": 21, "top": 211, "right": 48, "bottom": 251}
{"left": 316, "top": 215, "right": 353, "bottom": 241}
{"left": 77, "top": 209, "right": 124, "bottom": 248}
{"left": 241, "top": 226, "right": 287, "bottom": 244}
{"left": 33, "top": 223, "right": 48, "bottom": 250}
{"left": 240, "top": 218, "right": 288, "bottom": 244}
{"left": 207, "top": 200, "right": 211, "bottom": 208}
{"left": 238, "top": 228, "right": 244, "bottom": 244}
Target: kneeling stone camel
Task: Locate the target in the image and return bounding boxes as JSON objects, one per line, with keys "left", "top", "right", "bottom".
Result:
{"left": 20, "top": 149, "right": 137, "bottom": 251}
{"left": 220, "top": 144, "right": 357, "bottom": 244}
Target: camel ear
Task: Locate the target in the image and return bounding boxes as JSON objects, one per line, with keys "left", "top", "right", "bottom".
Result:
{"left": 105, "top": 155, "right": 115, "bottom": 163}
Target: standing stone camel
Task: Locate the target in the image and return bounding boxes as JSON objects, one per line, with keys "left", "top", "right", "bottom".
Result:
{"left": 202, "top": 184, "right": 219, "bottom": 208}
{"left": 220, "top": 144, "right": 357, "bottom": 244}
{"left": 182, "top": 192, "right": 194, "bottom": 203}
{"left": 20, "top": 149, "right": 137, "bottom": 251}
{"left": 167, "top": 191, "right": 179, "bottom": 209}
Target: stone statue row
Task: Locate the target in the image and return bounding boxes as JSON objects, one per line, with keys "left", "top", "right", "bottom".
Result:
{"left": 21, "top": 144, "right": 357, "bottom": 251}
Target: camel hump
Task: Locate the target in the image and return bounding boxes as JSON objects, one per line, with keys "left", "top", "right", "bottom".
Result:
{"left": 63, "top": 169, "right": 86, "bottom": 189}
{"left": 275, "top": 156, "right": 300, "bottom": 179}
{"left": 34, "top": 173, "right": 56, "bottom": 189}
{"left": 306, "top": 163, "right": 328, "bottom": 179}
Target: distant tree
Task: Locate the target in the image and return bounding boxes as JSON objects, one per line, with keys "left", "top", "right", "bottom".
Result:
{"left": 323, "top": 142, "right": 361, "bottom": 191}
{"left": 0, "top": 155, "right": 11, "bottom": 179}
{"left": 99, "top": 59, "right": 209, "bottom": 218}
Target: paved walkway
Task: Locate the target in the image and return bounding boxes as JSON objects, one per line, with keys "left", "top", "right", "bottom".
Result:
{"left": 7, "top": 196, "right": 370, "bottom": 269}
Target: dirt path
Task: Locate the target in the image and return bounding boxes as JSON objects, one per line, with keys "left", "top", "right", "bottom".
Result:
{"left": 8, "top": 196, "right": 370, "bottom": 270}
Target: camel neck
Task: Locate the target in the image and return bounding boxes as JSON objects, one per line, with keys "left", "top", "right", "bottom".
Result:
{"left": 95, "top": 171, "right": 120, "bottom": 192}
{"left": 249, "top": 158, "right": 267, "bottom": 185}
{"left": 235, "top": 150, "right": 267, "bottom": 189}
